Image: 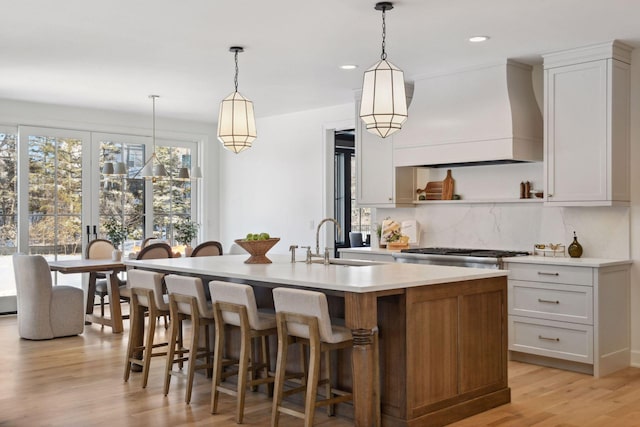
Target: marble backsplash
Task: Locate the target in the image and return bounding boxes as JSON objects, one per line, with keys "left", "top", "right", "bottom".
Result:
{"left": 377, "top": 204, "right": 630, "bottom": 259}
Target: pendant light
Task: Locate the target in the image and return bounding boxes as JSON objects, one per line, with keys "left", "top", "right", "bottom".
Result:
{"left": 138, "top": 95, "right": 168, "bottom": 181}
{"left": 217, "top": 46, "right": 256, "bottom": 153}
{"left": 359, "top": 2, "right": 408, "bottom": 138}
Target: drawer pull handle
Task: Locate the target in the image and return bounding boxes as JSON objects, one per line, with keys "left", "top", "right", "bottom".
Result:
{"left": 538, "top": 335, "right": 560, "bottom": 342}
{"left": 538, "top": 298, "right": 560, "bottom": 304}
{"left": 537, "top": 272, "right": 559, "bottom": 276}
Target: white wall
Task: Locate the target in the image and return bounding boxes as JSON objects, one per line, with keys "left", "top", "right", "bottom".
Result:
{"left": 218, "top": 103, "right": 353, "bottom": 254}
{"left": 629, "top": 48, "right": 640, "bottom": 366}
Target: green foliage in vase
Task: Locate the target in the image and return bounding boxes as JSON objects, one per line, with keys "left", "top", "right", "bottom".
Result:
{"left": 174, "top": 218, "right": 199, "bottom": 246}
{"left": 104, "top": 217, "right": 129, "bottom": 249}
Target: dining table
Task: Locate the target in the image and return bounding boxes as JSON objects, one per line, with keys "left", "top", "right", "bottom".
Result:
{"left": 48, "top": 258, "right": 126, "bottom": 333}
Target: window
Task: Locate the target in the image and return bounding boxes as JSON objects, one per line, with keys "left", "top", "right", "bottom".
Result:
{"left": 0, "top": 129, "right": 17, "bottom": 302}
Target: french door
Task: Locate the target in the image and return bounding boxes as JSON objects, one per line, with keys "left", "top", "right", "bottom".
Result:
{"left": 0, "top": 126, "right": 199, "bottom": 313}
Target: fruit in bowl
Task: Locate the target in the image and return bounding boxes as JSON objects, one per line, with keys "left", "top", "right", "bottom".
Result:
{"left": 234, "top": 235, "right": 280, "bottom": 264}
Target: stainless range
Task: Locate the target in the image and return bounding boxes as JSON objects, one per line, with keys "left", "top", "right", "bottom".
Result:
{"left": 392, "top": 247, "right": 529, "bottom": 269}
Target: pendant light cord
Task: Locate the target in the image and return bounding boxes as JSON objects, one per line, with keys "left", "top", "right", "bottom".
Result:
{"left": 380, "top": 7, "right": 387, "bottom": 60}
{"left": 234, "top": 50, "right": 239, "bottom": 92}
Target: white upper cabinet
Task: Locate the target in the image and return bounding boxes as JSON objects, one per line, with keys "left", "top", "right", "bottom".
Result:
{"left": 543, "top": 41, "right": 631, "bottom": 206}
{"left": 355, "top": 113, "right": 414, "bottom": 207}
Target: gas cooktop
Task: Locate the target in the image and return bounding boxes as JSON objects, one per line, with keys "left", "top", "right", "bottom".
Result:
{"left": 399, "top": 247, "right": 530, "bottom": 258}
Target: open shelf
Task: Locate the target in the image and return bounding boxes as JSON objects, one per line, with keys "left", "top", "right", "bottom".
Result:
{"left": 414, "top": 198, "right": 544, "bottom": 205}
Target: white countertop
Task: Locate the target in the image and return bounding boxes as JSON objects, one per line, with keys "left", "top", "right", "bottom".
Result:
{"left": 125, "top": 254, "right": 507, "bottom": 293}
{"left": 503, "top": 255, "right": 632, "bottom": 268}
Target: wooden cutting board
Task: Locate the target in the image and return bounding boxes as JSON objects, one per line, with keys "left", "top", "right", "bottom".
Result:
{"left": 417, "top": 169, "right": 455, "bottom": 200}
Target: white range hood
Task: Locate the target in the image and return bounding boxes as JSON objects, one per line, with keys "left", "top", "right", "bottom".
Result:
{"left": 393, "top": 60, "right": 543, "bottom": 167}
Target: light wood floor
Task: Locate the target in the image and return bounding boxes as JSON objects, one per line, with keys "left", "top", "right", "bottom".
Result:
{"left": 3, "top": 313, "right": 640, "bottom": 427}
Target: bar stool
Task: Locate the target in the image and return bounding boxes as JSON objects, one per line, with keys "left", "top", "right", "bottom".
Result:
{"left": 163, "top": 274, "right": 215, "bottom": 404}
{"left": 209, "top": 280, "right": 277, "bottom": 423}
{"left": 123, "top": 269, "right": 171, "bottom": 388}
{"left": 271, "top": 287, "right": 353, "bottom": 427}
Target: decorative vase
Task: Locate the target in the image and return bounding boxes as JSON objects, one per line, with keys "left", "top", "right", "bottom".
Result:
{"left": 184, "top": 245, "right": 193, "bottom": 257}
{"left": 568, "top": 231, "right": 583, "bottom": 258}
{"left": 111, "top": 249, "right": 122, "bottom": 261}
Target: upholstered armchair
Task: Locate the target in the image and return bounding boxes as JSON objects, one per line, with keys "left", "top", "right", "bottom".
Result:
{"left": 12, "top": 254, "right": 84, "bottom": 340}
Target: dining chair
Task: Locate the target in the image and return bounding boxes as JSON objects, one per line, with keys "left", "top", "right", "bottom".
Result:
{"left": 190, "top": 241, "right": 223, "bottom": 257}
{"left": 12, "top": 254, "right": 84, "bottom": 340}
{"left": 86, "top": 239, "right": 125, "bottom": 321}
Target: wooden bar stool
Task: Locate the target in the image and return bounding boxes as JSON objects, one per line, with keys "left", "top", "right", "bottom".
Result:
{"left": 271, "top": 287, "right": 353, "bottom": 427}
{"left": 209, "top": 280, "right": 277, "bottom": 423}
{"left": 163, "top": 274, "right": 215, "bottom": 404}
{"left": 123, "top": 269, "right": 170, "bottom": 388}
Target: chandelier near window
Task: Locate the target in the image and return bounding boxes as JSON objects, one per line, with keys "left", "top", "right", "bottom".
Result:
{"left": 359, "top": 2, "right": 408, "bottom": 138}
{"left": 217, "top": 46, "right": 257, "bottom": 154}
{"left": 137, "top": 95, "right": 168, "bottom": 181}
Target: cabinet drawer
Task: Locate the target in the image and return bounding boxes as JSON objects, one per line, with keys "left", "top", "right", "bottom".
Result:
{"left": 509, "top": 281, "right": 593, "bottom": 324}
{"left": 509, "top": 316, "right": 593, "bottom": 363}
{"left": 505, "top": 262, "right": 593, "bottom": 286}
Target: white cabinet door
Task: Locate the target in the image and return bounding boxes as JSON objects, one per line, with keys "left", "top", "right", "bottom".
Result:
{"left": 545, "top": 61, "right": 608, "bottom": 204}
{"left": 357, "top": 119, "right": 395, "bottom": 205}
{"left": 355, "top": 116, "right": 414, "bottom": 207}
{"left": 543, "top": 41, "right": 630, "bottom": 206}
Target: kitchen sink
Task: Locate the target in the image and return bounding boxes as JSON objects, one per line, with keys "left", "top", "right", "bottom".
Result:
{"left": 298, "top": 258, "right": 379, "bottom": 267}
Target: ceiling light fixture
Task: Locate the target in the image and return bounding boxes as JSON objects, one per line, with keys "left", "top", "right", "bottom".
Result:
{"left": 138, "top": 95, "right": 168, "bottom": 181}
{"left": 217, "top": 46, "right": 256, "bottom": 154}
{"left": 359, "top": 1, "right": 407, "bottom": 138}
{"left": 469, "top": 35, "right": 490, "bottom": 43}
{"left": 340, "top": 64, "right": 358, "bottom": 70}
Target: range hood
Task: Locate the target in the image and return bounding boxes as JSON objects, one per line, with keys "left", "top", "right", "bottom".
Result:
{"left": 393, "top": 60, "right": 543, "bottom": 167}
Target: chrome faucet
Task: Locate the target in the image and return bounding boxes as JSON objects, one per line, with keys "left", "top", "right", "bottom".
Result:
{"left": 315, "top": 218, "right": 342, "bottom": 256}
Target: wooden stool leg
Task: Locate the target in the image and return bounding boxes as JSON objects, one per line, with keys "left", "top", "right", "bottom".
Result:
{"left": 164, "top": 312, "right": 180, "bottom": 396}
{"left": 271, "top": 324, "right": 289, "bottom": 427}
{"left": 185, "top": 315, "right": 200, "bottom": 404}
{"left": 142, "top": 308, "right": 156, "bottom": 388}
{"left": 325, "top": 350, "right": 333, "bottom": 416}
{"left": 236, "top": 324, "right": 250, "bottom": 423}
{"left": 210, "top": 320, "right": 225, "bottom": 414}
{"left": 123, "top": 301, "right": 139, "bottom": 382}
{"left": 304, "top": 335, "right": 321, "bottom": 427}
{"left": 262, "top": 335, "right": 274, "bottom": 397}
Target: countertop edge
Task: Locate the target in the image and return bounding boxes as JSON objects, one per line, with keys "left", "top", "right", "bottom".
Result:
{"left": 503, "top": 256, "right": 632, "bottom": 268}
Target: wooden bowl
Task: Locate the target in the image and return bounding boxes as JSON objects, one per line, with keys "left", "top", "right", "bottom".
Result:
{"left": 234, "top": 238, "right": 280, "bottom": 264}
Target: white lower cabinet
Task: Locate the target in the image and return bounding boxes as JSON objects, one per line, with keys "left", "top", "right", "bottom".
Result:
{"left": 505, "top": 260, "right": 630, "bottom": 377}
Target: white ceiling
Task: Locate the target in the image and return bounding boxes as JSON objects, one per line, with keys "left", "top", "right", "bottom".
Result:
{"left": 1, "top": 0, "right": 639, "bottom": 123}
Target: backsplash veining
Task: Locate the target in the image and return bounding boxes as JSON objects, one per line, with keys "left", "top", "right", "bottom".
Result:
{"left": 377, "top": 205, "right": 630, "bottom": 259}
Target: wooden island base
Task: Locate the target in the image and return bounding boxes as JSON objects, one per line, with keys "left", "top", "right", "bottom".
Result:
{"left": 127, "top": 255, "right": 510, "bottom": 426}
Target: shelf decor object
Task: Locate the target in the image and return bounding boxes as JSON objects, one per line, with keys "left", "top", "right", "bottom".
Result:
{"left": 234, "top": 238, "right": 280, "bottom": 264}
{"left": 359, "top": 2, "right": 408, "bottom": 138}
{"left": 218, "top": 46, "right": 257, "bottom": 154}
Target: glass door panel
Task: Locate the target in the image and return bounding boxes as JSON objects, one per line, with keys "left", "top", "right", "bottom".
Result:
{"left": 153, "top": 144, "right": 194, "bottom": 245}
{"left": 19, "top": 127, "right": 91, "bottom": 288}
{"left": 96, "top": 135, "right": 148, "bottom": 256}
{"left": 0, "top": 128, "right": 18, "bottom": 311}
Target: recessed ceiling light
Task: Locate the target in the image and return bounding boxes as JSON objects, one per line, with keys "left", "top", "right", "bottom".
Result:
{"left": 340, "top": 64, "right": 358, "bottom": 70}
{"left": 469, "top": 36, "right": 490, "bottom": 43}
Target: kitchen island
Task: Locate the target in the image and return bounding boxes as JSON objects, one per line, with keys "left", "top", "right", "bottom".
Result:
{"left": 125, "top": 254, "right": 510, "bottom": 426}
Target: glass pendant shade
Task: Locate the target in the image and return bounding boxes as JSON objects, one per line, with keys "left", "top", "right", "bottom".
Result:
{"left": 102, "top": 161, "right": 114, "bottom": 175}
{"left": 360, "top": 59, "right": 408, "bottom": 138}
{"left": 217, "top": 91, "right": 256, "bottom": 154}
